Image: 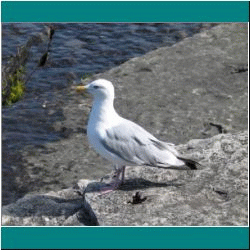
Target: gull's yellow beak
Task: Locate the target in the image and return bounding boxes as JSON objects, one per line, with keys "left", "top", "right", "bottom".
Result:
{"left": 75, "top": 85, "right": 87, "bottom": 93}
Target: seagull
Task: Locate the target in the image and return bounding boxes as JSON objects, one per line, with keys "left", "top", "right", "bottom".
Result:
{"left": 76, "top": 79, "right": 202, "bottom": 192}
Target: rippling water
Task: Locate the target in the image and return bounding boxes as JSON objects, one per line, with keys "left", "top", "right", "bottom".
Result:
{"left": 2, "top": 23, "right": 212, "bottom": 151}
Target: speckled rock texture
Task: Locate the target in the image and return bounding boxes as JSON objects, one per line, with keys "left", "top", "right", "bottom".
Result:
{"left": 2, "top": 131, "right": 248, "bottom": 226}
{"left": 2, "top": 188, "right": 99, "bottom": 226}
{"left": 81, "top": 131, "right": 248, "bottom": 226}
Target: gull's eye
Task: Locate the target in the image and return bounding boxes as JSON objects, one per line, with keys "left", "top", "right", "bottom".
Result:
{"left": 93, "top": 85, "right": 99, "bottom": 89}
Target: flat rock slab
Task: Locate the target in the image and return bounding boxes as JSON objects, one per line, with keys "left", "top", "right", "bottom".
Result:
{"left": 83, "top": 131, "right": 248, "bottom": 226}
{"left": 94, "top": 23, "right": 248, "bottom": 145}
{"left": 3, "top": 131, "right": 248, "bottom": 226}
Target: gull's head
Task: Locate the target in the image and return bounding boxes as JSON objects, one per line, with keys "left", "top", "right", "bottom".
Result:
{"left": 76, "top": 79, "right": 115, "bottom": 101}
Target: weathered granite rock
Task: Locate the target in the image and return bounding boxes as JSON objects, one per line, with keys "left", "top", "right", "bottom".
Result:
{"left": 94, "top": 23, "right": 248, "bottom": 144}
{"left": 2, "top": 188, "right": 99, "bottom": 226}
{"left": 84, "top": 131, "right": 248, "bottom": 226}
{"left": 2, "top": 131, "right": 248, "bottom": 226}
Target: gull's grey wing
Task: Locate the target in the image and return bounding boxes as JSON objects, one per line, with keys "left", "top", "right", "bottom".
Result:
{"left": 100, "top": 119, "right": 182, "bottom": 167}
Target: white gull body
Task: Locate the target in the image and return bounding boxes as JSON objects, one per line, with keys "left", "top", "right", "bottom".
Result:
{"left": 77, "top": 79, "right": 200, "bottom": 190}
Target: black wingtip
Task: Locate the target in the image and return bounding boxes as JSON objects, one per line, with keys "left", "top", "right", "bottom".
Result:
{"left": 177, "top": 156, "right": 202, "bottom": 170}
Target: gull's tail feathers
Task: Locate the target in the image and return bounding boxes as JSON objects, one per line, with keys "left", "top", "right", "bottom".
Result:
{"left": 151, "top": 157, "right": 203, "bottom": 170}
{"left": 176, "top": 156, "right": 203, "bottom": 170}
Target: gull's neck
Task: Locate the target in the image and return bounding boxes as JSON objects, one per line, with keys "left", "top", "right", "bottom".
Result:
{"left": 90, "top": 95, "right": 119, "bottom": 125}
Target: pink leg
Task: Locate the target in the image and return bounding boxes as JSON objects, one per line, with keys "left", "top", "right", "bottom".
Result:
{"left": 99, "top": 166, "right": 126, "bottom": 195}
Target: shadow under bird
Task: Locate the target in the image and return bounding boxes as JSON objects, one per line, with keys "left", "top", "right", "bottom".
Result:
{"left": 76, "top": 79, "right": 202, "bottom": 193}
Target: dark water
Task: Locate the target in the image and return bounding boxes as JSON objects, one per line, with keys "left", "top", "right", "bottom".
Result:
{"left": 2, "top": 23, "right": 214, "bottom": 151}
{"left": 2, "top": 23, "right": 216, "bottom": 204}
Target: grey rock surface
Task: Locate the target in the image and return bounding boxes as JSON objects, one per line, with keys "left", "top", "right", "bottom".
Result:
{"left": 2, "top": 188, "right": 99, "bottom": 226}
{"left": 2, "top": 131, "right": 248, "bottom": 226}
{"left": 82, "top": 131, "right": 247, "bottom": 226}
{"left": 2, "top": 24, "right": 248, "bottom": 225}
